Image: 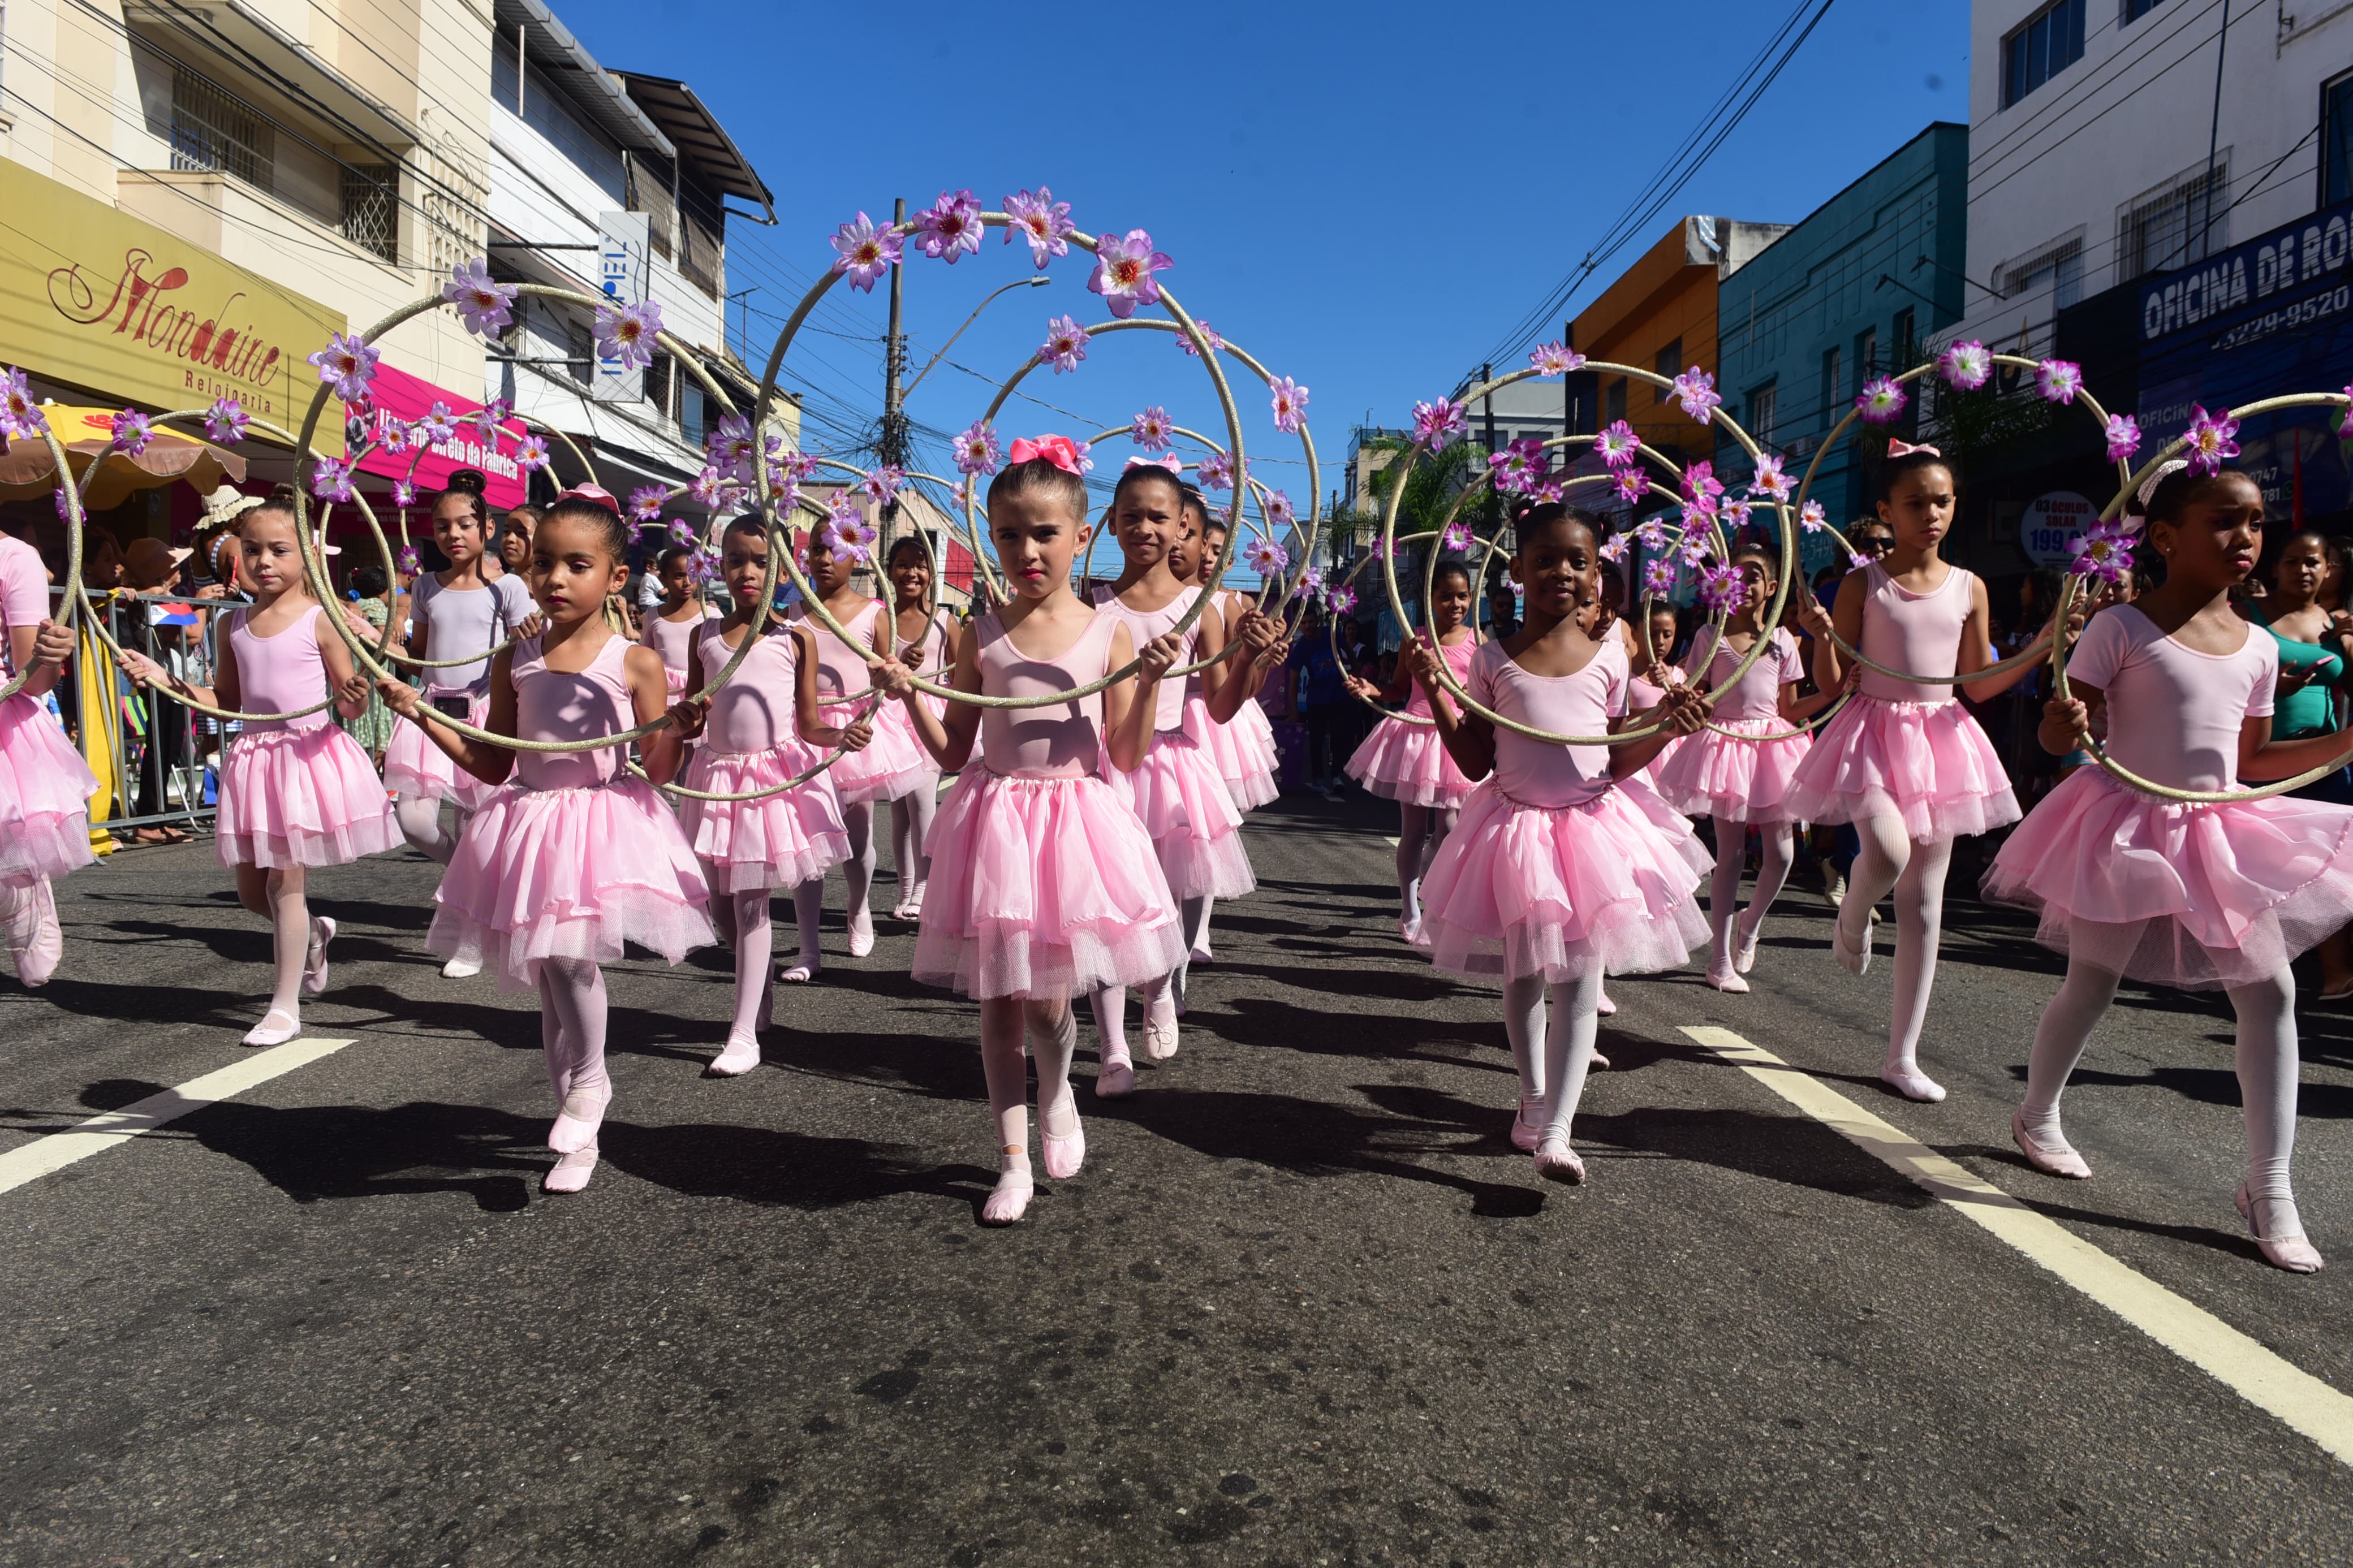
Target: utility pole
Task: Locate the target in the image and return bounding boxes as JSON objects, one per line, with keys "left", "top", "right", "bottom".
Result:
{"left": 1480, "top": 362, "right": 1499, "bottom": 532}
{"left": 880, "top": 196, "right": 910, "bottom": 538}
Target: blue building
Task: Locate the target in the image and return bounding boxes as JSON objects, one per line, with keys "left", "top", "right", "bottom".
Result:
{"left": 1713, "top": 123, "right": 1969, "bottom": 573}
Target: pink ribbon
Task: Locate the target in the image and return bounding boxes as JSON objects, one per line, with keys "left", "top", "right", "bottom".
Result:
{"left": 1885, "top": 439, "right": 1941, "bottom": 459}
{"left": 1124, "top": 454, "right": 1184, "bottom": 474}
{"left": 1007, "top": 435, "right": 1083, "bottom": 474}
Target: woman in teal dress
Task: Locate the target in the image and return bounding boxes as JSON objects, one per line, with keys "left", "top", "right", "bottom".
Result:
{"left": 2265, "top": 532, "right": 2353, "bottom": 995}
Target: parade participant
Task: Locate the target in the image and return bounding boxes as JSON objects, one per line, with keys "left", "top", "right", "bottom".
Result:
{"left": 117, "top": 495, "right": 399, "bottom": 1043}
{"left": 872, "top": 437, "right": 1186, "bottom": 1225}
{"left": 790, "top": 523, "right": 930, "bottom": 962}
{"left": 1654, "top": 543, "right": 1842, "bottom": 992}
{"left": 381, "top": 472, "right": 538, "bottom": 945}
{"left": 1990, "top": 463, "right": 2353, "bottom": 1272}
{"left": 1410, "top": 503, "right": 1711, "bottom": 1181}
{"left": 384, "top": 492, "right": 711, "bottom": 1195}
{"left": 640, "top": 545, "right": 713, "bottom": 699}
{"left": 1087, "top": 462, "right": 1270, "bottom": 1085}
{"left": 1789, "top": 445, "right": 2046, "bottom": 1102}
{"left": 1, "top": 525, "right": 89, "bottom": 987}
{"left": 496, "top": 505, "right": 538, "bottom": 578}
{"left": 1345, "top": 557, "right": 1481, "bottom": 944}
{"left": 882, "top": 535, "right": 958, "bottom": 922}
{"left": 664, "top": 517, "right": 857, "bottom": 1075}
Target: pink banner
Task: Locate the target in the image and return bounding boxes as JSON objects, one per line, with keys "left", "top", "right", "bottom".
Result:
{"left": 348, "top": 362, "right": 528, "bottom": 509}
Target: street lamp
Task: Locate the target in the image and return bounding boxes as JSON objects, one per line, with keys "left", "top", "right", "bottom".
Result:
{"left": 902, "top": 274, "right": 1051, "bottom": 399}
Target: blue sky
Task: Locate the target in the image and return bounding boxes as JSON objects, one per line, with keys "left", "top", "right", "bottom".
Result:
{"left": 579, "top": 0, "right": 1969, "bottom": 509}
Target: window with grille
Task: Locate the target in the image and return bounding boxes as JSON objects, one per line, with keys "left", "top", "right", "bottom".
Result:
{"left": 2121, "top": 168, "right": 2225, "bottom": 282}
{"left": 566, "top": 317, "right": 593, "bottom": 387}
{"left": 1818, "top": 348, "right": 1841, "bottom": 429}
{"left": 681, "top": 209, "right": 721, "bottom": 297}
{"left": 628, "top": 155, "right": 677, "bottom": 262}
{"left": 2002, "top": 0, "right": 2085, "bottom": 109}
{"left": 646, "top": 352, "right": 673, "bottom": 420}
{"left": 170, "top": 69, "right": 271, "bottom": 189}
{"left": 340, "top": 164, "right": 398, "bottom": 263}
{"left": 2325, "top": 72, "right": 2353, "bottom": 206}
{"left": 2122, "top": 0, "right": 2162, "bottom": 22}
{"left": 1855, "top": 327, "right": 1877, "bottom": 387}
{"left": 1747, "top": 383, "right": 1777, "bottom": 447}
{"left": 2006, "top": 237, "right": 2085, "bottom": 307}
{"left": 1892, "top": 309, "right": 1917, "bottom": 369}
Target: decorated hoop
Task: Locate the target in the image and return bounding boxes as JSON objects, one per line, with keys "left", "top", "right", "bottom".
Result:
{"left": 0, "top": 399, "right": 84, "bottom": 706}
{"left": 1333, "top": 528, "right": 1507, "bottom": 725}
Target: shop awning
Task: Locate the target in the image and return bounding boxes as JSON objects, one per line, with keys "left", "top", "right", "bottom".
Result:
{"left": 0, "top": 406, "right": 248, "bottom": 511}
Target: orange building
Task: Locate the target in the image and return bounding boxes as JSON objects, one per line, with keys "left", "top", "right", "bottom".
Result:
{"left": 1574, "top": 217, "right": 1790, "bottom": 474}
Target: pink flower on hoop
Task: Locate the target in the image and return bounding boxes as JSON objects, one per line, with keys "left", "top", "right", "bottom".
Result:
{"left": 913, "top": 189, "right": 983, "bottom": 264}
{"left": 2035, "top": 359, "right": 2083, "bottom": 405}
{"left": 307, "top": 332, "right": 380, "bottom": 402}
{"left": 1600, "top": 532, "right": 1631, "bottom": 563}
{"left": 397, "top": 543, "right": 421, "bottom": 576}
{"left": 1131, "top": 407, "right": 1174, "bottom": 452}
{"left": 1696, "top": 564, "right": 1744, "bottom": 616}
{"left": 1199, "top": 452, "right": 1234, "bottom": 491}
{"left": 443, "top": 257, "right": 518, "bottom": 338}
{"left": 110, "top": 409, "right": 154, "bottom": 456}
{"left": 1411, "top": 396, "right": 1467, "bottom": 449}
{"left": 1038, "top": 315, "right": 1091, "bottom": 374}
{"left": 1241, "top": 537, "right": 1287, "bottom": 576}
{"left": 1441, "top": 521, "right": 1473, "bottom": 553}
{"left": 2103, "top": 413, "right": 2141, "bottom": 465}
{"left": 1088, "top": 229, "right": 1173, "bottom": 319}
{"left": 1264, "top": 490, "right": 1296, "bottom": 528}
{"left": 628, "top": 485, "right": 667, "bottom": 522}
{"left": 860, "top": 465, "right": 906, "bottom": 506}
{"left": 827, "top": 517, "right": 881, "bottom": 560}
{"left": 1938, "top": 340, "right": 1992, "bottom": 391}
{"left": 953, "top": 420, "right": 1003, "bottom": 476}
{"left": 1612, "top": 465, "right": 1647, "bottom": 504}
{"left": 1670, "top": 367, "right": 1721, "bottom": 423}
{"left": 2182, "top": 405, "right": 2241, "bottom": 477}
{"left": 311, "top": 456, "right": 355, "bottom": 502}
{"left": 1596, "top": 420, "right": 1641, "bottom": 468}
{"left": 1855, "top": 377, "right": 1907, "bottom": 425}
{"left": 0, "top": 368, "right": 45, "bottom": 438}
{"left": 1488, "top": 438, "right": 1550, "bottom": 494}
{"left": 1749, "top": 452, "right": 1791, "bottom": 500}
{"left": 1799, "top": 500, "right": 1829, "bottom": 533}
{"left": 2067, "top": 520, "right": 2134, "bottom": 585}
{"left": 204, "top": 398, "right": 249, "bottom": 444}
{"left": 1528, "top": 341, "right": 1585, "bottom": 378}
{"left": 391, "top": 479, "right": 416, "bottom": 509}
{"left": 415, "top": 403, "right": 460, "bottom": 447}
{"left": 594, "top": 299, "right": 663, "bottom": 372}
{"left": 1641, "top": 558, "right": 1677, "bottom": 601}
{"left": 1002, "top": 187, "right": 1074, "bottom": 268}
{"left": 1326, "top": 585, "right": 1357, "bottom": 616}
{"left": 829, "top": 211, "right": 902, "bottom": 292}
{"left": 515, "top": 434, "right": 551, "bottom": 473}
{"left": 1680, "top": 460, "right": 1724, "bottom": 505}
{"left": 1178, "top": 320, "right": 1223, "bottom": 357}
{"left": 1270, "top": 376, "right": 1309, "bottom": 434}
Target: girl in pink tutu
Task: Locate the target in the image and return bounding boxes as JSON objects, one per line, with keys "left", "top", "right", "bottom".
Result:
{"left": 1, "top": 528, "right": 88, "bottom": 988}
{"left": 1789, "top": 446, "right": 2048, "bottom": 1102}
{"left": 1989, "top": 463, "right": 2352, "bottom": 1272}
{"left": 883, "top": 535, "right": 959, "bottom": 922}
{"left": 1087, "top": 464, "right": 1275, "bottom": 1081}
{"left": 666, "top": 516, "right": 859, "bottom": 1075}
{"left": 118, "top": 495, "right": 399, "bottom": 1044}
{"left": 639, "top": 544, "right": 714, "bottom": 699}
{"left": 1656, "top": 543, "right": 1844, "bottom": 992}
{"left": 872, "top": 436, "right": 1187, "bottom": 1224}
{"left": 383, "top": 472, "right": 538, "bottom": 982}
{"left": 1410, "top": 503, "right": 1710, "bottom": 1181}
{"left": 383, "top": 493, "right": 712, "bottom": 1194}
{"left": 1182, "top": 508, "right": 1283, "bottom": 815}
{"left": 1346, "top": 557, "right": 1481, "bottom": 944}
{"left": 788, "top": 526, "right": 930, "bottom": 962}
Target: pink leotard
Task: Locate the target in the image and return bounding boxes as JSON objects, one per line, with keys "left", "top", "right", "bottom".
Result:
{"left": 801, "top": 600, "right": 884, "bottom": 702}
{"left": 1858, "top": 561, "right": 1974, "bottom": 703}
{"left": 643, "top": 607, "right": 712, "bottom": 685}
{"left": 412, "top": 572, "right": 533, "bottom": 694}
{"left": 1091, "top": 585, "right": 1199, "bottom": 732}
{"left": 1686, "top": 626, "right": 1804, "bottom": 723}
{"left": 510, "top": 632, "right": 634, "bottom": 791}
{"left": 975, "top": 610, "right": 1119, "bottom": 779}
{"left": 1407, "top": 634, "right": 1480, "bottom": 716}
{"left": 1467, "top": 636, "right": 1627, "bottom": 809}
{"left": 2067, "top": 605, "right": 2276, "bottom": 793}
{"left": 230, "top": 606, "right": 335, "bottom": 731}
{"left": 695, "top": 618, "right": 803, "bottom": 756}
{"left": 0, "top": 535, "right": 45, "bottom": 675}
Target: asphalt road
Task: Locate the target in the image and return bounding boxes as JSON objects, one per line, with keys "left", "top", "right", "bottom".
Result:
{"left": 4, "top": 791, "right": 2352, "bottom": 1566}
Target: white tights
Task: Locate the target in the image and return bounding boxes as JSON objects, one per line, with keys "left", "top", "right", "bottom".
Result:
{"left": 980, "top": 997, "right": 1079, "bottom": 1161}
{"left": 395, "top": 796, "right": 464, "bottom": 865}
{"left": 890, "top": 781, "right": 938, "bottom": 906}
{"left": 1091, "top": 970, "right": 1178, "bottom": 1062}
{"left": 841, "top": 802, "right": 876, "bottom": 934}
{"left": 1837, "top": 815, "right": 1954, "bottom": 1079}
{"left": 1502, "top": 970, "right": 1606, "bottom": 1149}
{"left": 1397, "top": 803, "right": 1459, "bottom": 928}
{"left": 1707, "top": 816, "right": 1794, "bottom": 969}
{"left": 2023, "top": 956, "right": 2303, "bottom": 1230}
{"left": 725, "top": 888, "right": 773, "bottom": 1042}
{"left": 532, "top": 956, "right": 610, "bottom": 1111}
{"left": 234, "top": 863, "right": 310, "bottom": 1022}
{"left": 786, "top": 879, "right": 826, "bottom": 974}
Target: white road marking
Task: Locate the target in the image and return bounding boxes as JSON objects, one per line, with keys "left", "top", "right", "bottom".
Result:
{"left": 0, "top": 1038, "right": 355, "bottom": 1197}
{"left": 1382, "top": 836, "right": 1400, "bottom": 847}
{"left": 1682, "top": 1025, "right": 2353, "bottom": 1467}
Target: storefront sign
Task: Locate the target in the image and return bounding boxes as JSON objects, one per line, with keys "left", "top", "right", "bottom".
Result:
{"left": 348, "top": 363, "right": 528, "bottom": 509}
{"left": 0, "top": 161, "right": 346, "bottom": 450}
{"left": 594, "top": 211, "right": 649, "bottom": 405}
{"left": 2020, "top": 491, "right": 2097, "bottom": 569}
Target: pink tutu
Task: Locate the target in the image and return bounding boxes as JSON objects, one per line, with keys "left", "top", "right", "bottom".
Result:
{"left": 914, "top": 770, "right": 1187, "bottom": 1000}
{"left": 818, "top": 699, "right": 930, "bottom": 805}
{"left": 1183, "top": 694, "right": 1280, "bottom": 810}
{"left": 1345, "top": 714, "right": 1473, "bottom": 810}
{"left": 1419, "top": 776, "right": 1712, "bottom": 983}
{"left": 875, "top": 696, "right": 946, "bottom": 780}
{"left": 383, "top": 689, "right": 495, "bottom": 810}
{"left": 1983, "top": 766, "right": 2353, "bottom": 990}
{"left": 216, "top": 725, "right": 400, "bottom": 870}
{"left": 0, "top": 693, "right": 95, "bottom": 886}
{"left": 429, "top": 776, "right": 712, "bottom": 990}
{"left": 676, "top": 742, "right": 853, "bottom": 894}
{"left": 1652, "top": 719, "right": 1813, "bottom": 824}
{"left": 1105, "top": 730, "right": 1256, "bottom": 901}
{"left": 1780, "top": 694, "right": 2019, "bottom": 843}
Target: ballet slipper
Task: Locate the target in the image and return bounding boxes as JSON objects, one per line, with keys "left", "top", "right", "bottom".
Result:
{"left": 543, "top": 1144, "right": 599, "bottom": 1195}
{"left": 1594, "top": 987, "right": 1616, "bottom": 1017}
{"left": 1142, "top": 1017, "right": 1179, "bottom": 1061}
{"left": 2011, "top": 1107, "right": 2090, "bottom": 1179}
{"left": 1040, "top": 1099, "right": 1085, "bottom": 1181}
{"left": 2237, "top": 1182, "right": 2325, "bottom": 1274}
{"left": 776, "top": 959, "right": 820, "bottom": 984}
{"left": 1094, "top": 1047, "right": 1136, "bottom": 1098}
{"left": 1705, "top": 958, "right": 1750, "bottom": 995}
{"left": 1533, "top": 1141, "right": 1587, "bottom": 1186}
{"left": 1510, "top": 1095, "right": 1544, "bottom": 1152}
{"left": 441, "top": 953, "right": 482, "bottom": 979}
{"left": 8, "top": 882, "right": 61, "bottom": 988}
{"left": 1879, "top": 1064, "right": 1945, "bottom": 1103}
{"left": 707, "top": 1034, "right": 761, "bottom": 1077}
{"left": 1399, "top": 916, "right": 1423, "bottom": 947}
{"left": 1589, "top": 1047, "right": 1611, "bottom": 1070}
{"left": 1831, "top": 912, "right": 1871, "bottom": 976}
{"left": 301, "top": 916, "right": 336, "bottom": 996}
{"left": 847, "top": 908, "right": 874, "bottom": 958}
{"left": 1733, "top": 917, "right": 1762, "bottom": 975}
{"left": 981, "top": 1151, "right": 1033, "bottom": 1225}
{"left": 242, "top": 1008, "right": 301, "bottom": 1047}
{"left": 549, "top": 1085, "right": 610, "bottom": 1154}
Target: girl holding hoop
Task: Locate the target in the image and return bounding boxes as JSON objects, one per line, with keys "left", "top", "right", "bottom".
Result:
{"left": 1, "top": 528, "right": 89, "bottom": 988}
{"left": 1346, "top": 555, "right": 1481, "bottom": 945}
{"left": 1988, "top": 463, "right": 2353, "bottom": 1272}
{"left": 640, "top": 544, "right": 716, "bottom": 700}
{"left": 1654, "top": 542, "right": 1845, "bottom": 993}
{"left": 665, "top": 516, "right": 859, "bottom": 1076}
{"left": 1409, "top": 504, "right": 1711, "bottom": 1182}
{"left": 118, "top": 495, "right": 399, "bottom": 1044}
{"left": 883, "top": 534, "right": 959, "bottom": 922}
{"left": 1182, "top": 504, "right": 1283, "bottom": 816}
{"left": 872, "top": 440, "right": 1187, "bottom": 1225}
{"left": 1789, "top": 446, "right": 2048, "bottom": 1103}
{"left": 385, "top": 493, "right": 712, "bottom": 1195}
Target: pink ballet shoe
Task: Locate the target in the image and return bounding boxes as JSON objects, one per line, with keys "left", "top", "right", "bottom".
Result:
{"left": 1831, "top": 913, "right": 1871, "bottom": 976}
{"left": 1590, "top": 1048, "right": 1611, "bottom": 1070}
{"left": 1705, "top": 958, "right": 1750, "bottom": 995}
{"left": 1095, "top": 1047, "right": 1136, "bottom": 1098}
{"left": 981, "top": 1154, "right": 1033, "bottom": 1225}
{"left": 543, "top": 1144, "right": 599, "bottom": 1195}
{"left": 1041, "top": 1104, "right": 1085, "bottom": 1181}
{"left": 1733, "top": 918, "right": 1761, "bottom": 975}
{"left": 1142, "top": 1017, "right": 1180, "bottom": 1061}
{"left": 2237, "top": 1182, "right": 2325, "bottom": 1273}
{"left": 1510, "top": 1095, "right": 1544, "bottom": 1152}
{"left": 1399, "top": 916, "right": 1424, "bottom": 947}
{"left": 776, "top": 958, "right": 820, "bottom": 984}
{"left": 242, "top": 1008, "right": 301, "bottom": 1047}
{"left": 846, "top": 909, "right": 874, "bottom": 958}
{"left": 1594, "top": 987, "right": 1616, "bottom": 1017}
{"left": 1533, "top": 1141, "right": 1587, "bottom": 1185}
{"left": 2012, "top": 1107, "right": 2090, "bottom": 1180}
{"left": 10, "top": 881, "right": 62, "bottom": 988}
{"left": 301, "top": 916, "right": 336, "bottom": 996}
{"left": 708, "top": 1035, "right": 761, "bottom": 1078}
{"left": 1879, "top": 1064, "right": 1945, "bottom": 1103}
{"left": 891, "top": 899, "right": 921, "bottom": 921}
{"left": 549, "top": 1085, "right": 610, "bottom": 1155}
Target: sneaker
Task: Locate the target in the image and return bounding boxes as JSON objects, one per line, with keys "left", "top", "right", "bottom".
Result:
{"left": 1821, "top": 869, "right": 1847, "bottom": 908}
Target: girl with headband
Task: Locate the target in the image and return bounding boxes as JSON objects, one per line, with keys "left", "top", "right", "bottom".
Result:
{"left": 872, "top": 436, "right": 1187, "bottom": 1225}
{"left": 385, "top": 493, "right": 712, "bottom": 1194}
{"left": 1408, "top": 503, "right": 1711, "bottom": 1181}
{"left": 118, "top": 494, "right": 399, "bottom": 1044}
{"left": 1789, "top": 442, "right": 2052, "bottom": 1103}
{"left": 882, "top": 533, "right": 959, "bottom": 922}
{"left": 0, "top": 527, "right": 90, "bottom": 987}
{"left": 1986, "top": 460, "right": 2353, "bottom": 1272}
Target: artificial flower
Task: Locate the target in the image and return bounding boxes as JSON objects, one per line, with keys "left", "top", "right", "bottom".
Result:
{"left": 860, "top": 465, "right": 906, "bottom": 506}
{"left": 1613, "top": 465, "right": 1648, "bottom": 504}
{"left": 2104, "top": 413, "right": 2141, "bottom": 465}
{"left": 2182, "top": 405, "right": 2241, "bottom": 477}
{"left": 1799, "top": 500, "right": 1828, "bottom": 533}
{"left": 1293, "top": 565, "right": 1325, "bottom": 601}
{"left": 1241, "top": 537, "right": 1287, "bottom": 576}
{"left": 397, "top": 543, "right": 421, "bottom": 576}
{"left": 1597, "top": 420, "right": 1641, "bottom": 468}
{"left": 443, "top": 257, "right": 518, "bottom": 338}
{"left": 1528, "top": 341, "right": 1585, "bottom": 378}
{"left": 0, "top": 368, "right": 44, "bottom": 438}
{"left": 1199, "top": 451, "right": 1234, "bottom": 491}
{"left": 627, "top": 482, "right": 670, "bottom": 524}
{"left": 1855, "top": 377, "right": 1907, "bottom": 425}
{"left": 1411, "top": 396, "right": 1467, "bottom": 449}
{"left": 1680, "top": 460, "right": 1725, "bottom": 504}
{"left": 829, "top": 211, "right": 902, "bottom": 292}
{"left": 1939, "top": 340, "right": 1992, "bottom": 390}
{"left": 1488, "top": 438, "right": 1550, "bottom": 494}
{"left": 1089, "top": 229, "right": 1173, "bottom": 319}
{"left": 110, "top": 409, "right": 153, "bottom": 456}
{"left": 1131, "top": 406, "right": 1174, "bottom": 452}
{"left": 1326, "top": 585, "right": 1357, "bottom": 616}
{"left": 515, "top": 433, "right": 551, "bottom": 473}
{"left": 829, "top": 517, "right": 881, "bottom": 558}
{"left": 953, "top": 420, "right": 1003, "bottom": 476}
{"left": 2067, "top": 520, "right": 2133, "bottom": 584}
{"left": 1441, "top": 521, "right": 1473, "bottom": 553}
{"left": 415, "top": 402, "right": 460, "bottom": 447}
{"left": 307, "top": 331, "right": 380, "bottom": 401}
{"left": 1270, "top": 376, "right": 1309, "bottom": 434}
{"left": 913, "top": 189, "right": 982, "bottom": 264}
{"left": 311, "top": 456, "right": 354, "bottom": 502}
{"left": 1002, "top": 187, "right": 1074, "bottom": 268}
{"left": 1671, "top": 366, "right": 1721, "bottom": 423}
{"left": 1038, "top": 315, "right": 1091, "bottom": 374}
{"left": 1641, "top": 558, "right": 1677, "bottom": 601}
{"left": 1179, "top": 319, "right": 1223, "bottom": 357}
{"left": 204, "top": 397, "right": 249, "bottom": 444}
{"left": 1265, "top": 490, "right": 1296, "bottom": 528}
{"left": 1072, "top": 439, "right": 1096, "bottom": 475}
{"left": 475, "top": 398, "right": 512, "bottom": 445}
{"left": 594, "top": 299, "right": 663, "bottom": 372}
{"left": 1697, "top": 564, "right": 1744, "bottom": 615}
{"left": 1600, "top": 532, "right": 1631, "bottom": 563}
{"left": 1748, "top": 451, "right": 1790, "bottom": 500}
{"left": 2035, "top": 359, "right": 2083, "bottom": 405}
{"left": 391, "top": 479, "right": 416, "bottom": 509}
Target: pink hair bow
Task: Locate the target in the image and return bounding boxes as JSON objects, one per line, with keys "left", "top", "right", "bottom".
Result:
{"left": 1885, "top": 439, "right": 1941, "bottom": 459}
{"left": 1124, "top": 454, "right": 1184, "bottom": 474}
{"left": 1007, "top": 434, "right": 1083, "bottom": 474}
{"left": 557, "top": 482, "right": 619, "bottom": 508}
